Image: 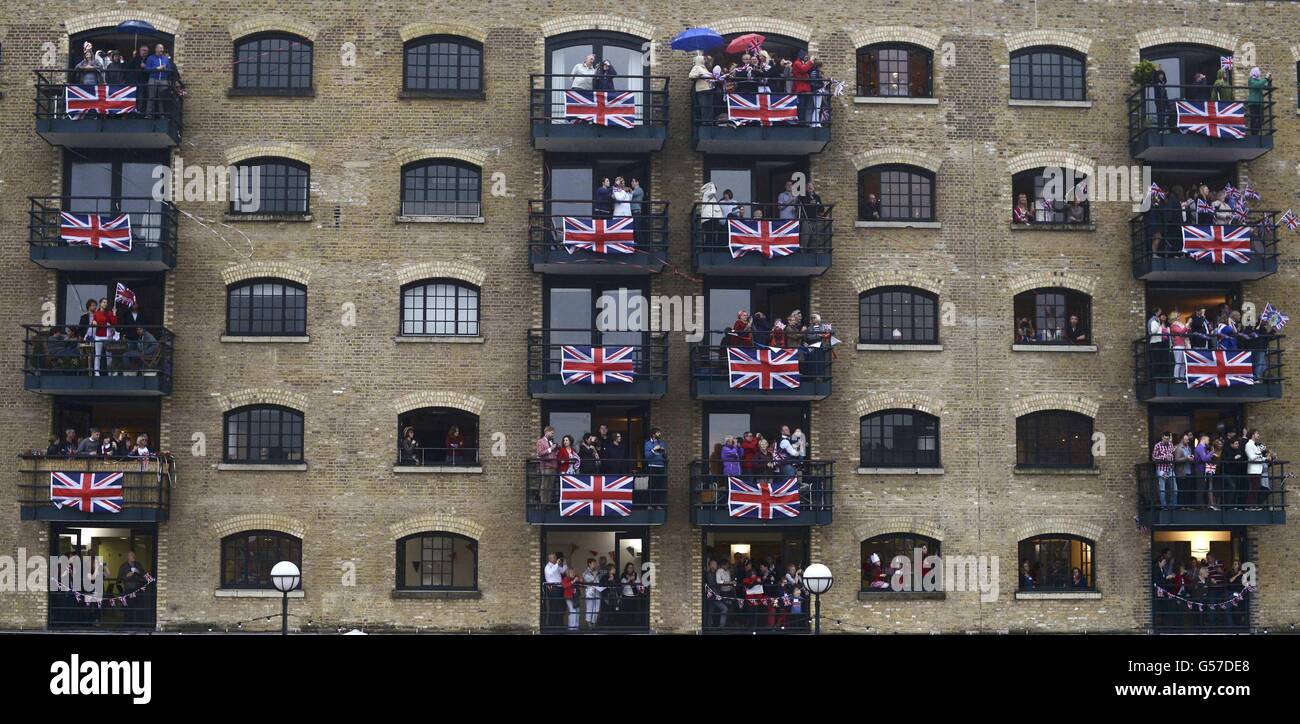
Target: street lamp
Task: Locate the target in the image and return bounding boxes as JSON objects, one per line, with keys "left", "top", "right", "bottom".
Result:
{"left": 270, "top": 560, "right": 301, "bottom": 636}
{"left": 802, "top": 563, "right": 833, "bottom": 635}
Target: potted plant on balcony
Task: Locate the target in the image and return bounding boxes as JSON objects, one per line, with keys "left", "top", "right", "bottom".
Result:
{"left": 1132, "top": 60, "right": 1158, "bottom": 87}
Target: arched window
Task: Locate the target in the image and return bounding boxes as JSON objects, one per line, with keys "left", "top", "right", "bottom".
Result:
{"left": 1012, "top": 167, "right": 1089, "bottom": 224}
{"left": 224, "top": 405, "right": 305, "bottom": 464}
{"left": 403, "top": 35, "right": 483, "bottom": 96}
{"left": 1010, "top": 46, "right": 1085, "bottom": 101}
{"left": 227, "top": 278, "right": 307, "bottom": 336}
{"left": 400, "top": 160, "right": 482, "bottom": 217}
{"left": 396, "top": 532, "right": 478, "bottom": 590}
{"left": 860, "top": 409, "right": 939, "bottom": 468}
{"left": 1018, "top": 534, "right": 1095, "bottom": 591}
{"left": 1012, "top": 287, "right": 1090, "bottom": 344}
{"left": 233, "top": 33, "right": 313, "bottom": 93}
{"left": 230, "top": 157, "right": 310, "bottom": 215}
{"left": 221, "top": 531, "right": 302, "bottom": 589}
{"left": 400, "top": 279, "right": 480, "bottom": 336}
{"left": 859, "top": 287, "right": 938, "bottom": 344}
{"left": 861, "top": 533, "right": 941, "bottom": 591}
{"left": 856, "top": 43, "right": 933, "bottom": 98}
{"left": 1016, "top": 410, "right": 1093, "bottom": 469}
{"left": 397, "top": 407, "right": 480, "bottom": 466}
{"left": 859, "top": 164, "right": 935, "bottom": 222}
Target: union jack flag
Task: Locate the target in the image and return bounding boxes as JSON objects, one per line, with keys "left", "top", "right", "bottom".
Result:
{"left": 1262, "top": 303, "right": 1290, "bottom": 330}
{"left": 727, "top": 345, "right": 800, "bottom": 390}
{"left": 559, "top": 345, "right": 636, "bottom": 385}
{"left": 564, "top": 90, "right": 638, "bottom": 128}
{"left": 561, "top": 216, "right": 636, "bottom": 254}
{"left": 727, "top": 477, "right": 800, "bottom": 519}
{"left": 59, "top": 212, "right": 132, "bottom": 252}
{"left": 559, "top": 475, "right": 634, "bottom": 517}
{"left": 727, "top": 219, "right": 800, "bottom": 259}
{"left": 1175, "top": 101, "right": 1247, "bottom": 139}
{"left": 65, "top": 84, "right": 137, "bottom": 119}
{"left": 50, "top": 471, "right": 124, "bottom": 514}
{"left": 1220, "top": 55, "right": 1234, "bottom": 72}
{"left": 1181, "top": 225, "right": 1252, "bottom": 264}
{"left": 1280, "top": 209, "right": 1298, "bottom": 231}
{"left": 1148, "top": 182, "right": 1166, "bottom": 204}
{"left": 1184, "top": 350, "right": 1254, "bottom": 388}
{"left": 1194, "top": 197, "right": 1215, "bottom": 219}
{"left": 726, "top": 93, "right": 799, "bottom": 126}
{"left": 115, "top": 283, "right": 136, "bottom": 308}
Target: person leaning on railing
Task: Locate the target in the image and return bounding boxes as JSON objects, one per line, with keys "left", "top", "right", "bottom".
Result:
{"left": 1246, "top": 67, "right": 1272, "bottom": 134}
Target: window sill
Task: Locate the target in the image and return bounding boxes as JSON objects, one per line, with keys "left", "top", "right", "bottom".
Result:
{"left": 396, "top": 215, "right": 485, "bottom": 224}
{"left": 216, "top": 589, "right": 305, "bottom": 599}
{"left": 858, "top": 590, "right": 946, "bottom": 601}
{"left": 855, "top": 220, "right": 941, "bottom": 229}
{"left": 391, "top": 589, "right": 482, "bottom": 600}
{"left": 394, "top": 335, "right": 485, "bottom": 344}
{"left": 393, "top": 466, "right": 483, "bottom": 474}
{"left": 227, "top": 87, "right": 316, "bottom": 98}
{"left": 216, "top": 463, "right": 308, "bottom": 472}
{"left": 1011, "top": 344, "right": 1096, "bottom": 353}
{"left": 1015, "top": 590, "right": 1101, "bottom": 600}
{"left": 1013, "top": 466, "right": 1099, "bottom": 476}
{"left": 221, "top": 335, "right": 310, "bottom": 344}
{"left": 857, "top": 467, "right": 944, "bottom": 476}
{"left": 857, "top": 343, "right": 943, "bottom": 352}
{"left": 223, "top": 213, "right": 313, "bottom": 223}
{"left": 1008, "top": 99, "right": 1093, "bottom": 109}
{"left": 1009, "top": 223, "right": 1095, "bottom": 232}
{"left": 398, "top": 90, "right": 486, "bottom": 101}
{"left": 853, "top": 95, "right": 939, "bottom": 106}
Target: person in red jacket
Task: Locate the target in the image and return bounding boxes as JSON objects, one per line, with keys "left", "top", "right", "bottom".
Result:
{"left": 90, "top": 297, "right": 118, "bottom": 376}
{"left": 556, "top": 435, "right": 579, "bottom": 473}
{"left": 562, "top": 569, "right": 579, "bottom": 630}
{"left": 730, "top": 310, "right": 753, "bottom": 347}
{"left": 740, "top": 431, "right": 759, "bottom": 477}
{"left": 791, "top": 52, "right": 815, "bottom": 123}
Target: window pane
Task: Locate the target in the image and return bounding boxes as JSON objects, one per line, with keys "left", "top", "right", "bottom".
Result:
{"left": 1019, "top": 536, "right": 1094, "bottom": 590}
{"left": 859, "top": 288, "right": 937, "bottom": 343}
{"left": 401, "top": 281, "right": 479, "bottom": 336}
{"left": 235, "top": 35, "right": 313, "bottom": 90}
{"left": 401, "top": 163, "right": 482, "bottom": 217}
{"left": 225, "top": 407, "right": 304, "bottom": 463}
{"left": 860, "top": 410, "right": 939, "bottom": 467}
{"left": 228, "top": 280, "right": 306, "bottom": 335}
{"left": 404, "top": 37, "right": 482, "bottom": 92}
{"left": 1011, "top": 48, "right": 1085, "bottom": 101}
{"left": 222, "top": 532, "right": 302, "bottom": 588}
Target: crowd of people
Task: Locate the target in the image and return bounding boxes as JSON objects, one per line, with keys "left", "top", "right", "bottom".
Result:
{"left": 543, "top": 552, "right": 646, "bottom": 631}
{"left": 37, "top": 299, "right": 159, "bottom": 375}
{"left": 1015, "top": 313, "right": 1089, "bottom": 345}
{"left": 709, "top": 425, "right": 808, "bottom": 482}
{"left": 1149, "top": 427, "right": 1282, "bottom": 510}
{"left": 534, "top": 424, "right": 663, "bottom": 476}
{"left": 1146, "top": 303, "right": 1279, "bottom": 382}
{"left": 703, "top": 555, "right": 807, "bottom": 630}
{"left": 688, "top": 50, "right": 830, "bottom": 126}
{"left": 68, "top": 40, "right": 184, "bottom": 118}
{"left": 1145, "top": 65, "right": 1272, "bottom": 134}
{"left": 1012, "top": 192, "right": 1089, "bottom": 226}
{"left": 699, "top": 177, "right": 829, "bottom": 229}
{"left": 1141, "top": 182, "right": 1272, "bottom": 258}
{"left": 1018, "top": 560, "right": 1092, "bottom": 591}
{"left": 1152, "top": 548, "right": 1250, "bottom": 628}
{"left": 41, "top": 427, "right": 155, "bottom": 459}
{"left": 399, "top": 424, "right": 472, "bottom": 466}
{"left": 719, "top": 308, "right": 835, "bottom": 374}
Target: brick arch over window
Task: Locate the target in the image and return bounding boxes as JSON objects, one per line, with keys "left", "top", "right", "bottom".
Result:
{"left": 851, "top": 27, "right": 941, "bottom": 52}
{"left": 851, "top": 270, "right": 944, "bottom": 297}
{"left": 225, "top": 143, "right": 316, "bottom": 167}
{"left": 1006, "top": 30, "right": 1091, "bottom": 56}
{"left": 229, "top": 15, "right": 319, "bottom": 42}
{"left": 1135, "top": 28, "right": 1236, "bottom": 54}
{"left": 394, "top": 147, "right": 488, "bottom": 170}
{"left": 1006, "top": 151, "right": 1094, "bottom": 177}
{"left": 1007, "top": 270, "right": 1097, "bottom": 297}
{"left": 853, "top": 392, "right": 946, "bottom": 419}
{"left": 854, "top": 517, "right": 945, "bottom": 544}
{"left": 540, "top": 15, "right": 654, "bottom": 41}
{"left": 63, "top": 11, "right": 183, "bottom": 59}
{"left": 1013, "top": 518, "right": 1103, "bottom": 544}
{"left": 396, "top": 261, "right": 487, "bottom": 288}
{"left": 400, "top": 22, "right": 487, "bottom": 44}
{"left": 1010, "top": 393, "right": 1099, "bottom": 419}
{"left": 389, "top": 514, "right": 484, "bottom": 542}
{"left": 393, "top": 391, "right": 485, "bottom": 417}
{"left": 219, "top": 388, "right": 311, "bottom": 414}
{"left": 852, "top": 148, "right": 943, "bottom": 174}
{"left": 709, "top": 17, "right": 811, "bottom": 43}
{"left": 221, "top": 262, "right": 311, "bottom": 287}
{"left": 213, "top": 513, "right": 307, "bottom": 540}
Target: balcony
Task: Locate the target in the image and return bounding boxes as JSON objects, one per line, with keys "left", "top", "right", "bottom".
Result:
{"left": 689, "top": 460, "right": 833, "bottom": 526}
{"left": 528, "top": 201, "right": 668, "bottom": 274}
{"left": 691, "top": 87, "right": 831, "bottom": 155}
{"left": 691, "top": 202, "right": 832, "bottom": 276}
{"left": 18, "top": 453, "right": 173, "bottom": 522}
{"left": 34, "top": 70, "right": 182, "bottom": 148}
{"left": 689, "top": 344, "right": 831, "bottom": 401}
{"left": 1136, "top": 462, "right": 1286, "bottom": 527}
{"left": 23, "top": 325, "right": 174, "bottom": 396}
{"left": 524, "top": 460, "right": 667, "bottom": 526}
{"left": 1133, "top": 335, "right": 1282, "bottom": 403}
{"left": 529, "top": 74, "right": 668, "bottom": 153}
{"left": 527, "top": 329, "right": 667, "bottom": 399}
{"left": 1131, "top": 213, "right": 1279, "bottom": 281}
{"left": 29, "top": 197, "right": 178, "bottom": 271}
{"left": 1127, "top": 83, "right": 1273, "bottom": 162}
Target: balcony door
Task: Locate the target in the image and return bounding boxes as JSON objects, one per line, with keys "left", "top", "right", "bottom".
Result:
{"left": 49, "top": 524, "right": 157, "bottom": 630}
{"left": 65, "top": 151, "right": 169, "bottom": 243}
{"left": 706, "top": 157, "right": 808, "bottom": 209}
{"left": 59, "top": 270, "right": 164, "bottom": 328}
{"left": 705, "top": 280, "right": 807, "bottom": 345}
{"left": 704, "top": 403, "right": 809, "bottom": 460}
{"left": 1147, "top": 405, "right": 1243, "bottom": 448}
{"left": 545, "top": 155, "right": 650, "bottom": 218}
{"left": 547, "top": 31, "right": 647, "bottom": 122}
{"left": 545, "top": 280, "right": 647, "bottom": 368}
{"left": 1143, "top": 282, "right": 1241, "bottom": 329}
{"left": 1142, "top": 44, "right": 1231, "bottom": 100}
{"left": 544, "top": 402, "right": 649, "bottom": 466}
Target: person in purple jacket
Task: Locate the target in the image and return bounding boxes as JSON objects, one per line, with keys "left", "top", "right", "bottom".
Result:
{"left": 721, "top": 436, "right": 743, "bottom": 478}
{"left": 1192, "top": 433, "right": 1214, "bottom": 508}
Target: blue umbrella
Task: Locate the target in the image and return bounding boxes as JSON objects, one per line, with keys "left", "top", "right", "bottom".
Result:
{"left": 115, "top": 20, "right": 157, "bottom": 34}
{"left": 671, "top": 27, "right": 723, "bottom": 53}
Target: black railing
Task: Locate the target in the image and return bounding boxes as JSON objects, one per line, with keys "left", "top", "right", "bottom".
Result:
{"left": 1133, "top": 333, "right": 1283, "bottom": 389}
{"left": 689, "top": 459, "right": 833, "bottom": 526}
{"left": 1136, "top": 461, "right": 1287, "bottom": 522}
{"left": 539, "top": 579, "right": 650, "bottom": 633}
{"left": 529, "top": 73, "right": 669, "bottom": 126}
{"left": 1151, "top": 582, "right": 1251, "bottom": 632}
{"left": 690, "top": 84, "right": 833, "bottom": 128}
{"left": 34, "top": 68, "right": 183, "bottom": 126}
{"left": 397, "top": 446, "right": 480, "bottom": 467}
{"left": 702, "top": 584, "right": 810, "bottom": 634}
{"left": 690, "top": 342, "right": 833, "bottom": 383}
{"left": 528, "top": 199, "right": 669, "bottom": 259}
{"left": 18, "top": 452, "right": 174, "bottom": 522}
{"left": 1128, "top": 82, "right": 1275, "bottom": 141}
{"left": 691, "top": 201, "right": 833, "bottom": 253}
{"left": 527, "top": 329, "right": 669, "bottom": 384}
{"left": 525, "top": 459, "right": 667, "bottom": 524}
{"left": 29, "top": 196, "right": 178, "bottom": 255}
{"left": 1131, "top": 212, "right": 1279, "bottom": 272}
{"left": 23, "top": 324, "right": 174, "bottom": 390}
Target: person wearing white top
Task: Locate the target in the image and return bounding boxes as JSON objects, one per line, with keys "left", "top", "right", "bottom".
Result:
{"left": 612, "top": 178, "right": 633, "bottom": 217}
{"left": 570, "top": 55, "right": 597, "bottom": 90}
{"left": 1245, "top": 432, "right": 1268, "bottom": 508}
{"left": 581, "top": 559, "right": 602, "bottom": 628}
{"left": 778, "top": 426, "right": 801, "bottom": 478}
{"left": 543, "top": 553, "right": 566, "bottom": 628}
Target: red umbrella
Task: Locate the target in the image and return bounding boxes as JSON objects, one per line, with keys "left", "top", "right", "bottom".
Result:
{"left": 725, "top": 33, "right": 766, "bottom": 55}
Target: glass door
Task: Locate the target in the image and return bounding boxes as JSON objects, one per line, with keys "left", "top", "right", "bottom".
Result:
{"left": 49, "top": 524, "right": 157, "bottom": 630}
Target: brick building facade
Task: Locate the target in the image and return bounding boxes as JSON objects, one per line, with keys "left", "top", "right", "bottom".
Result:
{"left": 1, "top": 1, "right": 1297, "bottom": 633}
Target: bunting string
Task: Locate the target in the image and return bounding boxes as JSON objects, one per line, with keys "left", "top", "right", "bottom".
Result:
{"left": 1153, "top": 582, "right": 1255, "bottom": 611}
